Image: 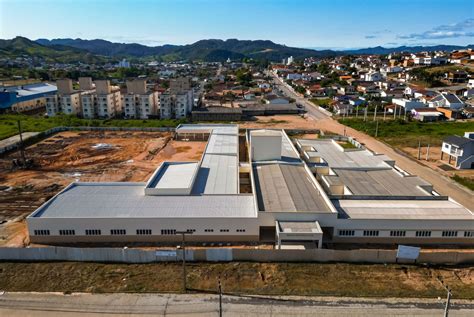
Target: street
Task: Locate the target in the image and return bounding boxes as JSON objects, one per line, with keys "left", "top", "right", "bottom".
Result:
{"left": 0, "top": 292, "right": 473, "bottom": 316}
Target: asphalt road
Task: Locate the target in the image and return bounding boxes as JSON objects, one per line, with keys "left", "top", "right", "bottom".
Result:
{"left": 1, "top": 292, "right": 473, "bottom": 316}
{"left": 267, "top": 71, "right": 330, "bottom": 120}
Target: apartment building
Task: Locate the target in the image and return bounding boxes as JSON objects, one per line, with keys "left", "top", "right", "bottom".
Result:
{"left": 123, "top": 79, "right": 159, "bottom": 119}
{"left": 47, "top": 77, "right": 95, "bottom": 117}
{"left": 160, "top": 77, "right": 194, "bottom": 119}
{"left": 95, "top": 80, "right": 122, "bottom": 118}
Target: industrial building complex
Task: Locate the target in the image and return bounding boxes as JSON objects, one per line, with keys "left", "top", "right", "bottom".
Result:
{"left": 27, "top": 124, "right": 474, "bottom": 248}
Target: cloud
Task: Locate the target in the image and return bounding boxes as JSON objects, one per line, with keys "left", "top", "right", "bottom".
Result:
{"left": 397, "top": 18, "right": 474, "bottom": 40}
{"left": 365, "top": 35, "right": 377, "bottom": 39}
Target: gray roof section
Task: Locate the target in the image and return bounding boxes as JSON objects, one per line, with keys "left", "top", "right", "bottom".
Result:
{"left": 444, "top": 135, "right": 472, "bottom": 147}
{"left": 32, "top": 183, "right": 256, "bottom": 219}
{"left": 326, "top": 169, "right": 432, "bottom": 196}
{"left": 193, "top": 154, "right": 238, "bottom": 194}
{"left": 298, "top": 139, "right": 392, "bottom": 169}
{"left": 278, "top": 221, "right": 323, "bottom": 233}
{"left": 253, "top": 164, "right": 331, "bottom": 213}
{"left": 335, "top": 199, "right": 474, "bottom": 220}
{"left": 177, "top": 124, "right": 240, "bottom": 195}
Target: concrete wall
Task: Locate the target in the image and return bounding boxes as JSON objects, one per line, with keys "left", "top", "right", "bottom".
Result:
{"left": 1, "top": 247, "right": 473, "bottom": 264}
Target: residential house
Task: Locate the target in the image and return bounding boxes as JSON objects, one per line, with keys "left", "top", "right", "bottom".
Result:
{"left": 264, "top": 94, "right": 292, "bottom": 104}
{"left": 411, "top": 108, "right": 443, "bottom": 122}
{"left": 445, "top": 70, "right": 468, "bottom": 84}
{"left": 441, "top": 132, "right": 474, "bottom": 169}
{"left": 392, "top": 98, "right": 426, "bottom": 111}
{"left": 333, "top": 102, "right": 353, "bottom": 115}
{"left": 428, "top": 93, "right": 464, "bottom": 110}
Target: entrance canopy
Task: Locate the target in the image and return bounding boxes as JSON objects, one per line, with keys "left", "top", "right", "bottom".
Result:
{"left": 276, "top": 221, "right": 323, "bottom": 249}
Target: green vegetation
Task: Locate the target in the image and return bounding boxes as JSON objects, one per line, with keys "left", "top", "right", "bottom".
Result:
{"left": 337, "top": 141, "right": 357, "bottom": 149}
{"left": 339, "top": 118, "right": 474, "bottom": 148}
{"left": 0, "top": 262, "right": 472, "bottom": 298}
{"left": 0, "top": 114, "right": 186, "bottom": 140}
{"left": 452, "top": 175, "right": 474, "bottom": 191}
{"left": 310, "top": 98, "right": 331, "bottom": 107}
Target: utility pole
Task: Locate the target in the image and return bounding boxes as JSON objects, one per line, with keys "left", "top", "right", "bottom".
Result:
{"left": 426, "top": 143, "right": 430, "bottom": 161}
{"left": 417, "top": 140, "right": 421, "bottom": 160}
{"left": 394, "top": 105, "right": 397, "bottom": 119}
{"left": 219, "top": 280, "right": 223, "bottom": 316}
{"left": 444, "top": 288, "right": 452, "bottom": 317}
{"left": 364, "top": 106, "right": 367, "bottom": 121}
{"left": 17, "top": 120, "right": 26, "bottom": 164}
{"left": 373, "top": 105, "right": 377, "bottom": 121}
{"left": 176, "top": 230, "right": 193, "bottom": 293}
{"left": 383, "top": 107, "right": 386, "bottom": 121}
{"left": 375, "top": 120, "right": 379, "bottom": 137}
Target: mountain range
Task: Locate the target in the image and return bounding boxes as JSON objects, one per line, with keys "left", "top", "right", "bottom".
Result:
{"left": 1, "top": 37, "right": 473, "bottom": 63}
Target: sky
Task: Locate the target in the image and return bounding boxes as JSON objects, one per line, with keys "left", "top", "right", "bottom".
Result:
{"left": 0, "top": 0, "right": 473, "bottom": 49}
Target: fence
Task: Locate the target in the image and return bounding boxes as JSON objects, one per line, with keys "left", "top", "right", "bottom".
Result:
{"left": 0, "top": 247, "right": 473, "bottom": 264}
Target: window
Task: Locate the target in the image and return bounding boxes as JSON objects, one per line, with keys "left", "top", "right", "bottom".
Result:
{"left": 338, "top": 230, "right": 355, "bottom": 236}
{"left": 464, "top": 231, "right": 474, "bottom": 237}
{"left": 236, "top": 229, "right": 246, "bottom": 233}
{"left": 220, "top": 229, "right": 229, "bottom": 232}
{"left": 390, "top": 230, "right": 406, "bottom": 237}
{"left": 136, "top": 229, "right": 152, "bottom": 235}
{"left": 416, "top": 230, "right": 431, "bottom": 237}
{"left": 186, "top": 229, "right": 196, "bottom": 233}
{"left": 442, "top": 231, "right": 458, "bottom": 237}
{"left": 59, "top": 229, "right": 75, "bottom": 236}
{"left": 204, "top": 229, "right": 214, "bottom": 232}
{"left": 363, "top": 230, "right": 379, "bottom": 237}
{"left": 85, "top": 229, "right": 101, "bottom": 236}
{"left": 110, "top": 229, "right": 126, "bottom": 235}
{"left": 34, "top": 230, "right": 50, "bottom": 236}
{"left": 161, "top": 229, "right": 176, "bottom": 235}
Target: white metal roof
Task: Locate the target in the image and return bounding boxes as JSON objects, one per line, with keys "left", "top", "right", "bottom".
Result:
{"left": 335, "top": 199, "right": 474, "bottom": 220}
{"left": 4, "top": 83, "right": 57, "bottom": 97}
{"left": 31, "top": 183, "right": 256, "bottom": 219}
{"left": 148, "top": 162, "right": 199, "bottom": 189}
{"left": 298, "top": 139, "right": 393, "bottom": 169}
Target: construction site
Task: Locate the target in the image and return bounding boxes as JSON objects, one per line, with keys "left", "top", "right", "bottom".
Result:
{"left": 0, "top": 130, "right": 206, "bottom": 247}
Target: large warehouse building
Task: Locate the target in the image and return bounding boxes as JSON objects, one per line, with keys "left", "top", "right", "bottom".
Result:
{"left": 27, "top": 124, "right": 474, "bottom": 247}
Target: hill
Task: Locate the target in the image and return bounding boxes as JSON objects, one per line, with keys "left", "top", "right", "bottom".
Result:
{"left": 345, "top": 44, "right": 474, "bottom": 55}
{"left": 36, "top": 38, "right": 336, "bottom": 61}
{"left": 0, "top": 37, "right": 109, "bottom": 63}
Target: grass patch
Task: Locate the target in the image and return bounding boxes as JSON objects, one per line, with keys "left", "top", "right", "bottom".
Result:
{"left": 452, "top": 175, "right": 474, "bottom": 191}
{"left": 310, "top": 98, "right": 331, "bottom": 107}
{"left": 339, "top": 118, "right": 474, "bottom": 148}
{"left": 0, "top": 114, "right": 186, "bottom": 140}
{"left": 0, "top": 262, "right": 472, "bottom": 298}
{"left": 337, "top": 141, "right": 357, "bottom": 149}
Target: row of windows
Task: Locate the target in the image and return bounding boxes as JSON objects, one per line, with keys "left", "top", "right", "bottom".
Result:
{"left": 34, "top": 228, "right": 249, "bottom": 236}
{"left": 338, "top": 230, "right": 471, "bottom": 238}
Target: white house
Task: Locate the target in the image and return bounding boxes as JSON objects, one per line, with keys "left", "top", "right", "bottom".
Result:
{"left": 441, "top": 132, "right": 474, "bottom": 169}
{"left": 392, "top": 98, "right": 426, "bottom": 111}
{"left": 286, "top": 73, "right": 302, "bottom": 81}
{"left": 363, "top": 71, "right": 383, "bottom": 82}
{"left": 428, "top": 93, "right": 464, "bottom": 110}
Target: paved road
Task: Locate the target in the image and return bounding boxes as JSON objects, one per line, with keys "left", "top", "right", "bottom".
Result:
{"left": 0, "top": 292, "right": 473, "bottom": 316}
{"left": 268, "top": 71, "right": 329, "bottom": 120}
{"left": 267, "top": 71, "right": 473, "bottom": 209}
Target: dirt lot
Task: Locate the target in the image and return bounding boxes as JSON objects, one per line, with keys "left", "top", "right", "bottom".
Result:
{"left": 0, "top": 131, "right": 206, "bottom": 247}
{"left": 0, "top": 262, "right": 472, "bottom": 299}
{"left": 240, "top": 114, "right": 318, "bottom": 130}
{"left": 401, "top": 145, "right": 474, "bottom": 183}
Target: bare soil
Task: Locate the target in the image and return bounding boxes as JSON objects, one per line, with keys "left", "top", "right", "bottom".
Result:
{"left": 0, "top": 262, "right": 472, "bottom": 299}
{"left": 0, "top": 131, "right": 206, "bottom": 247}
